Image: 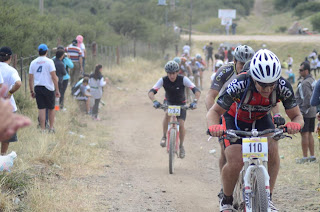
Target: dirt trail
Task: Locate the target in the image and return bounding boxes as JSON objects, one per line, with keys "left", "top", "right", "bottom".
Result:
{"left": 86, "top": 71, "right": 222, "bottom": 211}
{"left": 181, "top": 35, "right": 320, "bottom": 43}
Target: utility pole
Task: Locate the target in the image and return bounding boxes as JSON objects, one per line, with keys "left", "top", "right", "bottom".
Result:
{"left": 188, "top": 0, "right": 192, "bottom": 46}
{"left": 39, "top": 0, "right": 44, "bottom": 15}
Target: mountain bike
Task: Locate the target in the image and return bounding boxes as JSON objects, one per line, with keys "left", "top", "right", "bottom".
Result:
{"left": 158, "top": 104, "right": 191, "bottom": 174}
{"left": 221, "top": 128, "right": 290, "bottom": 211}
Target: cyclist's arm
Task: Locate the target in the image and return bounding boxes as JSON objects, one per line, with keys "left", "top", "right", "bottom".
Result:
{"left": 205, "top": 89, "right": 219, "bottom": 111}
{"left": 148, "top": 78, "right": 163, "bottom": 102}
{"left": 183, "top": 76, "right": 200, "bottom": 95}
{"left": 285, "top": 106, "right": 304, "bottom": 132}
{"left": 206, "top": 103, "right": 227, "bottom": 127}
{"left": 186, "top": 65, "right": 192, "bottom": 76}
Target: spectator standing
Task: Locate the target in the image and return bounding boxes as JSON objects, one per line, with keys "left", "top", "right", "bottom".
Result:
{"left": 287, "top": 54, "right": 293, "bottom": 72}
{"left": 205, "top": 42, "right": 214, "bottom": 68}
{"left": 231, "top": 22, "right": 237, "bottom": 35}
{"left": 53, "top": 46, "right": 74, "bottom": 109}
{"left": 225, "top": 21, "right": 231, "bottom": 35}
{"left": 29, "top": 44, "right": 60, "bottom": 132}
{"left": 227, "top": 48, "right": 233, "bottom": 63}
{"left": 0, "top": 46, "right": 21, "bottom": 155}
{"left": 66, "top": 40, "right": 83, "bottom": 86}
{"left": 295, "top": 61, "right": 317, "bottom": 163}
{"left": 76, "top": 35, "right": 86, "bottom": 73}
{"left": 89, "top": 64, "right": 107, "bottom": 120}
{"left": 53, "top": 50, "right": 66, "bottom": 110}
{"left": 310, "top": 56, "right": 318, "bottom": 77}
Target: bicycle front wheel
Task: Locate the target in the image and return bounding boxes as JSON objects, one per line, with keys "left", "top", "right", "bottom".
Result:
{"left": 169, "top": 128, "right": 176, "bottom": 174}
{"left": 251, "top": 167, "right": 268, "bottom": 212}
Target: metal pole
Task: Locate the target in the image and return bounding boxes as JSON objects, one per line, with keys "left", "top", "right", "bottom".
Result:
{"left": 189, "top": 0, "right": 193, "bottom": 47}
{"left": 39, "top": 0, "right": 44, "bottom": 15}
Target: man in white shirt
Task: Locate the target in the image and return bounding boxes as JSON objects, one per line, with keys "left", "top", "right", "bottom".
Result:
{"left": 29, "top": 44, "right": 60, "bottom": 132}
{"left": 0, "top": 46, "right": 22, "bottom": 154}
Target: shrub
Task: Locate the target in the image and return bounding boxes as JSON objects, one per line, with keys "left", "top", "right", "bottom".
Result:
{"left": 294, "top": 2, "right": 320, "bottom": 18}
{"left": 311, "top": 12, "right": 320, "bottom": 32}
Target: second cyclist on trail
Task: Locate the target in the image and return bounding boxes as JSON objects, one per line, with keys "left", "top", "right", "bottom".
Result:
{"left": 148, "top": 61, "right": 201, "bottom": 159}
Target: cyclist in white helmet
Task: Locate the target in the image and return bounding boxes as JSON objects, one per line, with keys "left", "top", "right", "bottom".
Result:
{"left": 148, "top": 61, "right": 201, "bottom": 158}
{"left": 207, "top": 49, "right": 304, "bottom": 212}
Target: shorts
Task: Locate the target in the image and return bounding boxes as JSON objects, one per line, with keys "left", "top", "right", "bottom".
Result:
{"left": 166, "top": 102, "right": 187, "bottom": 121}
{"left": 35, "top": 86, "right": 55, "bottom": 110}
{"left": 301, "top": 117, "right": 315, "bottom": 132}
{"left": 206, "top": 55, "right": 213, "bottom": 61}
{"left": 221, "top": 113, "right": 275, "bottom": 148}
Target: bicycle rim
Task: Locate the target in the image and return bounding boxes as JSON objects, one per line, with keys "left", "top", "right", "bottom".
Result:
{"left": 252, "top": 167, "right": 268, "bottom": 212}
{"left": 169, "top": 129, "right": 176, "bottom": 174}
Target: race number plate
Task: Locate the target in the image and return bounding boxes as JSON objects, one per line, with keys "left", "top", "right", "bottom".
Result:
{"left": 242, "top": 137, "right": 268, "bottom": 159}
{"left": 168, "top": 106, "right": 181, "bottom": 116}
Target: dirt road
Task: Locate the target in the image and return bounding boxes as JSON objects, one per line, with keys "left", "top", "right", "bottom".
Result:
{"left": 181, "top": 34, "right": 320, "bottom": 43}
{"left": 91, "top": 73, "right": 222, "bottom": 211}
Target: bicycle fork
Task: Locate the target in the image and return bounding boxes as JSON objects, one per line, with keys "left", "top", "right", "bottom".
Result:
{"left": 243, "top": 163, "right": 271, "bottom": 212}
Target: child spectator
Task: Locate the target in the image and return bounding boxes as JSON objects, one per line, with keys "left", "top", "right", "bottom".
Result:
{"left": 89, "top": 64, "right": 107, "bottom": 120}
{"left": 76, "top": 77, "right": 91, "bottom": 114}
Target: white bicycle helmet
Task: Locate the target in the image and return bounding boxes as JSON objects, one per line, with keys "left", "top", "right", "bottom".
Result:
{"left": 250, "top": 49, "right": 281, "bottom": 83}
{"left": 195, "top": 53, "right": 202, "bottom": 59}
{"left": 234, "top": 45, "right": 255, "bottom": 63}
{"left": 165, "top": 61, "right": 180, "bottom": 73}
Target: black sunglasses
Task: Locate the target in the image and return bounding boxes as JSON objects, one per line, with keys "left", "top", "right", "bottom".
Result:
{"left": 256, "top": 81, "right": 276, "bottom": 88}
{"left": 299, "top": 69, "right": 305, "bottom": 72}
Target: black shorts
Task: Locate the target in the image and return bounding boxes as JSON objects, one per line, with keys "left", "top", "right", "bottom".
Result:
{"left": 301, "top": 117, "right": 315, "bottom": 132}
{"left": 35, "top": 86, "right": 55, "bottom": 110}
{"left": 206, "top": 55, "right": 213, "bottom": 61}
{"left": 221, "top": 113, "right": 275, "bottom": 148}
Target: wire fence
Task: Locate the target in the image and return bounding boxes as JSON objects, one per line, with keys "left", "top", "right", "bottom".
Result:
{"left": 11, "top": 40, "right": 162, "bottom": 96}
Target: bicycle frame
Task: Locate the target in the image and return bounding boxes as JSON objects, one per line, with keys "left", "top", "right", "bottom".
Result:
{"left": 167, "top": 115, "right": 180, "bottom": 156}
{"left": 222, "top": 128, "right": 289, "bottom": 212}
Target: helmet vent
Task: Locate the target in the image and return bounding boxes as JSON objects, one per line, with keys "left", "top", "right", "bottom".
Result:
{"left": 264, "top": 53, "right": 268, "bottom": 61}
{"left": 266, "top": 65, "right": 270, "bottom": 76}
{"left": 259, "top": 64, "right": 265, "bottom": 77}
{"left": 253, "top": 69, "right": 261, "bottom": 80}
{"left": 272, "top": 63, "right": 276, "bottom": 76}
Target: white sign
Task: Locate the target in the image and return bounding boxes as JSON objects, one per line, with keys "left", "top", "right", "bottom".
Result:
{"left": 218, "top": 9, "right": 236, "bottom": 19}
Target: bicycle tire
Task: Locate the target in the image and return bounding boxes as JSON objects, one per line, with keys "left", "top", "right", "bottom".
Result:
{"left": 169, "top": 128, "right": 176, "bottom": 174}
{"left": 251, "top": 167, "right": 268, "bottom": 212}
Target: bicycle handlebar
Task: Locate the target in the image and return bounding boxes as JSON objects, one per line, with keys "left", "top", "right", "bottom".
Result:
{"left": 158, "top": 104, "right": 191, "bottom": 110}
{"left": 222, "top": 128, "right": 291, "bottom": 140}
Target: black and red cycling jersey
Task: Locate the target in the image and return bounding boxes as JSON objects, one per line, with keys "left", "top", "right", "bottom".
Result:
{"left": 217, "top": 74, "right": 297, "bottom": 123}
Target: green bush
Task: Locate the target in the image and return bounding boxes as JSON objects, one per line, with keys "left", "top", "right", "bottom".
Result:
{"left": 311, "top": 12, "right": 320, "bottom": 32}
{"left": 294, "top": 2, "right": 320, "bottom": 18}
{"left": 276, "top": 26, "right": 287, "bottom": 33}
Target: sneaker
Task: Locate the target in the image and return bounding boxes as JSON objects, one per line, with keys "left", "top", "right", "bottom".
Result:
{"left": 308, "top": 157, "right": 317, "bottom": 162}
{"left": 217, "top": 188, "right": 224, "bottom": 201}
{"left": 219, "top": 198, "right": 235, "bottom": 212}
{"left": 179, "top": 146, "right": 185, "bottom": 159}
{"left": 48, "top": 128, "right": 55, "bottom": 134}
{"left": 269, "top": 200, "right": 279, "bottom": 212}
{"left": 160, "top": 136, "right": 166, "bottom": 147}
{"left": 295, "top": 157, "right": 308, "bottom": 164}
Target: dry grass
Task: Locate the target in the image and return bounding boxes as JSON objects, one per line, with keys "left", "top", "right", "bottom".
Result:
{"left": 0, "top": 57, "right": 164, "bottom": 211}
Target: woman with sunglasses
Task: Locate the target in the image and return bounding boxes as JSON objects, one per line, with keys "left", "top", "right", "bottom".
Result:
{"left": 207, "top": 49, "right": 304, "bottom": 212}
